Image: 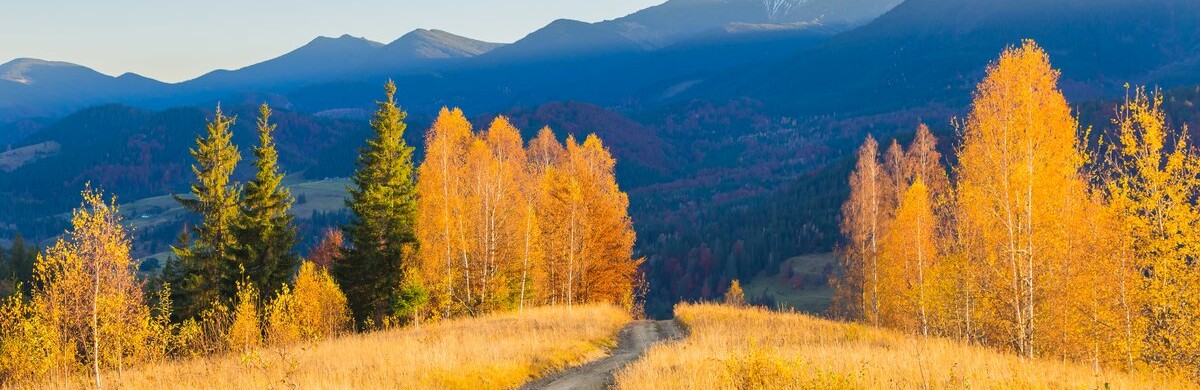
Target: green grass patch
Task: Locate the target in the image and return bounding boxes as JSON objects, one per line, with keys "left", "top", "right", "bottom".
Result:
{"left": 742, "top": 253, "right": 835, "bottom": 314}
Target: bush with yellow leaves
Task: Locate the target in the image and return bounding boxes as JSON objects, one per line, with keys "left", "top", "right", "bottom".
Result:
{"left": 724, "top": 279, "right": 746, "bottom": 307}
{"left": 227, "top": 281, "right": 263, "bottom": 353}
{"left": 266, "top": 261, "right": 351, "bottom": 345}
{"left": 0, "top": 293, "right": 72, "bottom": 385}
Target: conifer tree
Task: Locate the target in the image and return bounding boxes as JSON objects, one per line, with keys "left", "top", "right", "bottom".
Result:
{"left": 235, "top": 103, "right": 299, "bottom": 301}
{"left": 337, "top": 81, "right": 421, "bottom": 327}
{"left": 8, "top": 234, "right": 34, "bottom": 289}
{"left": 170, "top": 105, "right": 242, "bottom": 320}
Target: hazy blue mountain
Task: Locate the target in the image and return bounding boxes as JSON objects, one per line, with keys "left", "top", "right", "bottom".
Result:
{"left": 0, "top": 30, "right": 504, "bottom": 121}
{"left": 181, "top": 35, "right": 385, "bottom": 93}
{"left": 282, "top": 27, "right": 831, "bottom": 118}
{"left": 0, "top": 0, "right": 902, "bottom": 122}
{"left": 183, "top": 30, "right": 505, "bottom": 93}
{"left": 482, "top": 0, "right": 903, "bottom": 61}
{"left": 377, "top": 29, "right": 505, "bottom": 62}
{"left": 698, "top": 0, "right": 1200, "bottom": 115}
{"left": 0, "top": 58, "right": 167, "bottom": 119}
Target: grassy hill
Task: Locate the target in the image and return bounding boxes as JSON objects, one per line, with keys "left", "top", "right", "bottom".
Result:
{"left": 114, "top": 177, "right": 351, "bottom": 268}
{"left": 742, "top": 253, "right": 835, "bottom": 314}
{"left": 616, "top": 303, "right": 1191, "bottom": 389}
{"left": 120, "top": 177, "right": 350, "bottom": 229}
{"left": 40, "top": 305, "right": 628, "bottom": 390}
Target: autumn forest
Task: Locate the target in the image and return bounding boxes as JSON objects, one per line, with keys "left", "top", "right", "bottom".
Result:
{"left": 835, "top": 40, "right": 1200, "bottom": 380}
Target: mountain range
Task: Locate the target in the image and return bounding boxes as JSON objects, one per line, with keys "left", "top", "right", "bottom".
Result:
{"left": 0, "top": 0, "right": 902, "bottom": 122}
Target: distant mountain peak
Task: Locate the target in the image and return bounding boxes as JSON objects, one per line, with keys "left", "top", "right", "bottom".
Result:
{"left": 0, "top": 58, "right": 96, "bottom": 85}
{"left": 383, "top": 28, "right": 505, "bottom": 60}
{"left": 307, "top": 34, "right": 384, "bottom": 49}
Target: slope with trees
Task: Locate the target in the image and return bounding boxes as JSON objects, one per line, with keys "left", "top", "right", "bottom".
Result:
{"left": 833, "top": 40, "right": 1200, "bottom": 379}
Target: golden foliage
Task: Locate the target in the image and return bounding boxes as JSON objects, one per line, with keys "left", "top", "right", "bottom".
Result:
{"left": 0, "top": 294, "right": 71, "bottom": 385}
{"left": 724, "top": 279, "right": 746, "bottom": 307}
{"left": 27, "top": 187, "right": 162, "bottom": 387}
{"left": 877, "top": 179, "right": 937, "bottom": 335}
{"left": 615, "top": 304, "right": 1190, "bottom": 389}
{"left": 415, "top": 108, "right": 640, "bottom": 316}
{"left": 834, "top": 134, "right": 889, "bottom": 323}
{"left": 954, "top": 39, "right": 1092, "bottom": 358}
{"left": 1103, "top": 85, "right": 1200, "bottom": 377}
{"left": 226, "top": 281, "right": 261, "bottom": 353}
{"left": 835, "top": 39, "right": 1195, "bottom": 380}
{"left": 265, "top": 261, "right": 351, "bottom": 345}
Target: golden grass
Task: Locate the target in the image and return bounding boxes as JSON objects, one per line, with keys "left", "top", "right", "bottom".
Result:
{"left": 616, "top": 303, "right": 1193, "bottom": 389}
{"left": 37, "top": 304, "right": 628, "bottom": 390}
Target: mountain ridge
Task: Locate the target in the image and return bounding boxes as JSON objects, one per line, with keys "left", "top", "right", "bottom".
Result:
{"left": 695, "top": 0, "right": 1200, "bottom": 115}
{"left": 0, "top": 0, "right": 907, "bottom": 121}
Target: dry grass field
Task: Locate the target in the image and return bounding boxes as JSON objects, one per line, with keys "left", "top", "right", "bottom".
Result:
{"left": 33, "top": 304, "right": 628, "bottom": 390}
{"left": 615, "top": 303, "right": 1193, "bottom": 389}
{"left": 0, "top": 141, "right": 59, "bottom": 172}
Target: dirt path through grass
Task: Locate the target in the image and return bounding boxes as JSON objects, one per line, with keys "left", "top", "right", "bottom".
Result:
{"left": 521, "top": 319, "right": 683, "bottom": 390}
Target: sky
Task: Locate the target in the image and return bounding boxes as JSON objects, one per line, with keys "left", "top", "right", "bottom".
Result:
{"left": 0, "top": 0, "right": 664, "bottom": 83}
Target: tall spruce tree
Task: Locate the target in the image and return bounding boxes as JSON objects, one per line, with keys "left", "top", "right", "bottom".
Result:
{"left": 337, "top": 81, "right": 420, "bottom": 326}
{"left": 169, "top": 105, "right": 242, "bottom": 320}
{"left": 235, "top": 103, "right": 299, "bottom": 301}
{"left": 7, "top": 234, "right": 33, "bottom": 287}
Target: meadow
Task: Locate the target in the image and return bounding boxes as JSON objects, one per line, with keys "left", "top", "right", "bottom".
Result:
{"left": 742, "top": 253, "right": 834, "bottom": 314}
{"left": 615, "top": 303, "right": 1193, "bottom": 389}
{"left": 27, "top": 305, "right": 628, "bottom": 390}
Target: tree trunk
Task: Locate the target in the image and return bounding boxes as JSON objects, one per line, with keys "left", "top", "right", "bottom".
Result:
{"left": 93, "top": 264, "right": 103, "bottom": 390}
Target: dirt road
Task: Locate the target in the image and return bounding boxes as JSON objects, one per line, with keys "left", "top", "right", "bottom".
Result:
{"left": 520, "top": 319, "right": 682, "bottom": 390}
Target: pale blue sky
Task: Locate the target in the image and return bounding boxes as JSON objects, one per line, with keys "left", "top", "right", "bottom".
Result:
{"left": 0, "top": 0, "right": 663, "bottom": 83}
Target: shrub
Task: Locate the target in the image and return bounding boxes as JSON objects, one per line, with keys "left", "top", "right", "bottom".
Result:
{"left": 265, "top": 284, "right": 302, "bottom": 345}
{"left": 266, "top": 262, "right": 351, "bottom": 344}
{"left": 227, "top": 281, "right": 262, "bottom": 353}
{"left": 725, "top": 280, "right": 746, "bottom": 307}
{"left": 0, "top": 294, "right": 70, "bottom": 385}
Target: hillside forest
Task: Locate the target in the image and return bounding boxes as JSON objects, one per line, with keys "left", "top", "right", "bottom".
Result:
{"left": 834, "top": 40, "right": 1200, "bottom": 379}
{"left": 0, "top": 81, "right": 640, "bottom": 386}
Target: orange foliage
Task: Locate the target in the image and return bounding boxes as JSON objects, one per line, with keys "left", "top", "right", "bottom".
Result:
{"left": 836, "top": 40, "right": 1184, "bottom": 379}
{"left": 307, "top": 229, "right": 343, "bottom": 271}
{"left": 415, "top": 109, "right": 640, "bottom": 317}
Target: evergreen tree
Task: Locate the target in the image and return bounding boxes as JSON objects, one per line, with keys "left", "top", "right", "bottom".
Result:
{"left": 6, "top": 234, "right": 35, "bottom": 296}
{"left": 170, "top": 105, "right": 242, "bottom": 320}
{"left": 235, "top": 103, "right": 299, "bottom": 301}
{"left": 337, "top": 81, "right": 420, "bottom": 326}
